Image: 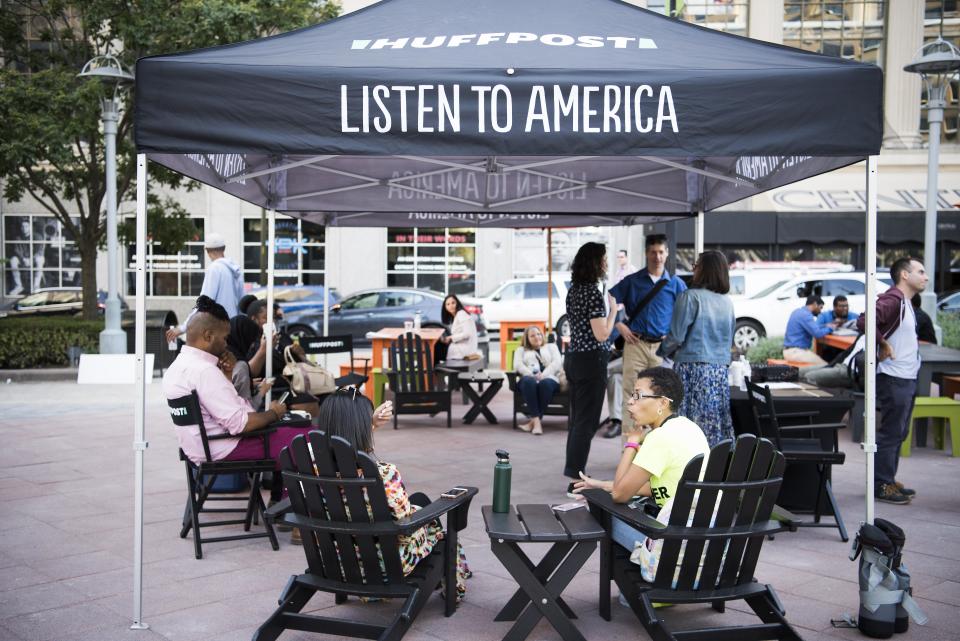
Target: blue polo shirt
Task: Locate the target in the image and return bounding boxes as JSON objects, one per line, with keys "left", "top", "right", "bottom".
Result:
{"left": 609, "top": 269, "right": 686, "bottom": 337}
{"left": 817, "top": 310, "right": 859, "bottom": 326}
{"left": 784, "top": 306, "right": 832, "bottom": 349}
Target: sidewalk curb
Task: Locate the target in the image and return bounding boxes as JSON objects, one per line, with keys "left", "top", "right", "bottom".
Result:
{"left": 0, "top": 368, "right": 77, "bottom": 383}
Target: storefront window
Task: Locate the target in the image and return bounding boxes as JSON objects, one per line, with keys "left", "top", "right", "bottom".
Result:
{"left": 124, "top": 218, "right": 205, "bottom": 297}
{"left": 647, "top": 0, "right": 749, "bottom": 35}
{"left": 2, "top": 214, "right": 81, "bottom": 296}
{"left": 3, "top": 214, "right": 80, "bottom": 296}
{"left": 677, "top": 246, "right": 771, "bottom": 272}
{"left": 512, "top": 227, "right": 612, "bottom": 278}
{"left": 242, "top": 216, "right": 325, "bottom": 288}
{"left": 783, "top": 1, "right": 885, "bottom": 64}
{"left": 386, "top": 227, "right": 477, "bottom": 295}
{"left": 814, "top": 245, "right": 854, "bottom": 264}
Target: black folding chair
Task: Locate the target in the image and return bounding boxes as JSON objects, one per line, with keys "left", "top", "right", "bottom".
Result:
{"left": 386, "top": 332, "right": 452, "bottom": 428}
{"left": 746, "top": 378, "right": 848, "bottom": 542}
{"left": 584, "top": 435, "right": 802, "bottom": 641}
{"left": 299, "top": 334, "right": 369, "bottom": 387}
{"left": 254, "top": 431, "right": 476, "bottom": 641}
{"left": 168, "top": 391, "right": 279, "bottom": 559}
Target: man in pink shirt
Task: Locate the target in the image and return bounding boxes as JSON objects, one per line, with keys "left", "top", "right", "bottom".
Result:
{"left": 163, "top": 295, "right": 306, "bottom": 505}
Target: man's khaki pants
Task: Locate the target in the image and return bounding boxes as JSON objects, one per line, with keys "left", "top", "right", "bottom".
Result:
{"left": 782, "top": 347, "right": 827, "bottom": 367}
{"left": 621, "top": 340, "right": 662, "bottom": 432}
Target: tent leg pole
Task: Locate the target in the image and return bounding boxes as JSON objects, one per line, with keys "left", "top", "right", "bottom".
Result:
{"left": 547, "top": 227, "right": 553, "bottom": 336}
{"left": 864, "top": 155, "right": 878, "bottom": 526}
{"left": 132, "top": 154, "right": 149, "bottom": 630}
{"left": 266, "top": 209, "right": 276, "bottom": 405}
{"left": 694, "top": 210, "right": 704, "bottom": 257}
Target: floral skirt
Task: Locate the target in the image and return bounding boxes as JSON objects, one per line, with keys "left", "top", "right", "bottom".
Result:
{"left": 676, "top": 362, "right": 733, "bottom": 447}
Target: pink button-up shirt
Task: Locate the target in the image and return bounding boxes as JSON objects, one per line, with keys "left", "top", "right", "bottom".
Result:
{"left": 162, "top": 345, "right": 253, "bottom": 464}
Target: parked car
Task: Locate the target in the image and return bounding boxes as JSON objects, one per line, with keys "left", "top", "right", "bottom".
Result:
{"left": 0, "top": 288, "right": 125, "bottom": 319}
{"left": 462, "top": 274, "right": 572, "bottom": 337}
{"left": 285, "top": 287, "right": 487, "bottom": 347}
{"left": 247, "top": 285, "right": 339, "bottom": 314}
{"left": 938, "top": 290, "right": 960, "bottom": 313}
{"left": 732, "top": 272, "right": 892, "bottom": 352}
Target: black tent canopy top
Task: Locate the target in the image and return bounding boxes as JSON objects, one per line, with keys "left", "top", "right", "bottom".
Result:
{"left": 135, "top": 0, "right": 883, "bottom": 225}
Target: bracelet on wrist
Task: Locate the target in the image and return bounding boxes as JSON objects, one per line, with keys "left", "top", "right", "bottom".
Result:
{"left": 624, "top": 441, "right": 640, "bottom": 450}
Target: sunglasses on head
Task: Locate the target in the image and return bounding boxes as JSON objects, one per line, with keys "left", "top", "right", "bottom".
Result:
{"left": 629, "top": 391, "right": 673, "bottom": 403}
{"left": 336, "top": 386, "right": 362, "bottom": 401}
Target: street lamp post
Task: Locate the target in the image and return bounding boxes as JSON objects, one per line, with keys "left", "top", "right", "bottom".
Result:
{"left": 78, "top": 55, "right": 135, "bottom": 354}
{"left": 904, "top": 38, "right": 960, "bottom": 338}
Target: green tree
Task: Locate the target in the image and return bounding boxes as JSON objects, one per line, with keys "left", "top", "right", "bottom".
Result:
{"left": 0, "top": 0, "right": 339, "bottom": 318}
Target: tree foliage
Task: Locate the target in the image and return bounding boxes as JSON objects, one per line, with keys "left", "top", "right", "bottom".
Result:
{"left": 0, "top": 0, "right": 339, "bottom": 317}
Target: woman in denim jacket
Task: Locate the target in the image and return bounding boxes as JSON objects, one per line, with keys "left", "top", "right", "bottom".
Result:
{"left": 658, "top": 251, "right": 736, "bottom": 446}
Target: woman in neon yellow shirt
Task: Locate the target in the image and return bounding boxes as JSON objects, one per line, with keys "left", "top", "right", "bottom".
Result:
{"left": 573, "top": 367, "right": 709, "bottom": 552}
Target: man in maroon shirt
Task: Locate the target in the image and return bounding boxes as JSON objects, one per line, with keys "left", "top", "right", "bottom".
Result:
{"left": 857, "top": 257, "right": 928, "bottom": 504}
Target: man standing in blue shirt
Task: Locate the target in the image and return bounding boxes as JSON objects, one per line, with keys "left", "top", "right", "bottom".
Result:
{"left": 609, "top": 234, "right": 687, "bottom": 434}
{"left": 783, "top": 295, "right": 833, "bottom": 366}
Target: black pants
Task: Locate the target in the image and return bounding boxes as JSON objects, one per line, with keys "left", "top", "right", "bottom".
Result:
{"left": 563, "top": 350, "right": 610, "bottom": 479}
{"left": 875, "top": 373, "right": 917, "bottom": 489}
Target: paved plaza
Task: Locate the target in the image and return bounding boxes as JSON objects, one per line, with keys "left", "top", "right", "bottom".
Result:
{"left": 0, "top": 380, "right": 958, "bottom": 641}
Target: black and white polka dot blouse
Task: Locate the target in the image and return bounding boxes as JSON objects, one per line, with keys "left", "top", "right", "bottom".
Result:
{"left": 565, "top": 281, "right": 610, "bottom": 353}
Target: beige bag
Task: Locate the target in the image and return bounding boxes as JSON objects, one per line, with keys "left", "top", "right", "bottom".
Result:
{"left": 557, "top": 366, "right": 569, "bottom": 392}
{"left": 282, "top": 345, "right": 336, "bottom": 395}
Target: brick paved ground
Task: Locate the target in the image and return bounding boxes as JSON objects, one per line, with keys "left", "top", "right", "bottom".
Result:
{"left": 0, "top": 379, "right": 957, "bottom": 641}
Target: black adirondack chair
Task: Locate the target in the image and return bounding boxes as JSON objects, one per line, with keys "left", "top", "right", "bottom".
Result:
{"left": 504, "top": 371, "right": 570, "bottom": 430}
{"left": 167, "top": 391, "right": 279, "bottom": 559}
{"left": 745, "top": 378, "right": 848, "bottom": 542}
{"left": 300, "top": 333, "right": 370, "bottom": 388}
{"left": 386, "top": 332, "right": 452, "bottom": 428}
{"left": 254, "top": 431, "right": 477, "bottom": 641}
{"left": 583, "top": 434, "right": 803, "bottom": 641}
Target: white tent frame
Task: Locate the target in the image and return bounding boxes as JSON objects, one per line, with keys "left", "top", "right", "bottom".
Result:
{"left": 129, "top": 153, "right": 880, "bottom": 629}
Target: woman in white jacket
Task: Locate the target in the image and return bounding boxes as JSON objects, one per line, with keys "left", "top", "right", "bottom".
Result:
{"left": 514, "top": 326, "right": 563, "bottom": 435}
{"left": 438, "top": 294, "right": 481, "bottom": 361}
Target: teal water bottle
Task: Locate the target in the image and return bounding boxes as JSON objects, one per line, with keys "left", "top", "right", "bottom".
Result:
{"left": 492, "top": 449, "right": 512, "bottom": 513}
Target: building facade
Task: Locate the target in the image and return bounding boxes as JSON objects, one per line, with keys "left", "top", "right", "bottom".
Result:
{"left": 1, "top": 0, "right": 957, "bottom": 319}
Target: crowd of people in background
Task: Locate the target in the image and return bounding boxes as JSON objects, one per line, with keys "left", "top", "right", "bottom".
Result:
{"left": 166, "top": 227, "right": 928, "bottom": 551}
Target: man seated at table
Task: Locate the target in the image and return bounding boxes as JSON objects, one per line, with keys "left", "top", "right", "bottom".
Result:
{"left": 162, "top": 295, "right": 313, "bottom": 509}
{"left": 817, "top": 295, "right": 859, "bottom": 330}
{"left": 783, "top": 295, "right": 833, "bottom": 366}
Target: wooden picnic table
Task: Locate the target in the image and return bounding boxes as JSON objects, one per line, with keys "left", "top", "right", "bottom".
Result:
{"left": 814, "top": 332, "right": 856, "bottom": 356}
{"left": 368, "top": 327, "right": 445, "bottom": 371}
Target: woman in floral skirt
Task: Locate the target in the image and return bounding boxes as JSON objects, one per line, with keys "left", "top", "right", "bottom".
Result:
{"left": 658, "top": 251, "right": 736, "bottom": 446}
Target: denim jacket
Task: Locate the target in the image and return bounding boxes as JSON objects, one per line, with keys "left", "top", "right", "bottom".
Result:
{"left": 658, "top": 289, "right": 735, "bottom": 365}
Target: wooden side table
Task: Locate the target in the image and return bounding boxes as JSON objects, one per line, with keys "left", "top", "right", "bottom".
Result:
{"left": 482, "top": 504, "right": 604, "bottom": 641}
{"left": 458, "top": 371, "right": 504, "bottom": 424}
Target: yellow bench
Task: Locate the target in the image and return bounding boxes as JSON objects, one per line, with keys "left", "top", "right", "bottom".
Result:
{"left": 901, "top": 396, "right": 960, "bottom": 457}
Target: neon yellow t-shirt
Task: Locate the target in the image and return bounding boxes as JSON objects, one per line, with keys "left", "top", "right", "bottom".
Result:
{"left": 631, "top": 415, "right": 710, "bottom": 507}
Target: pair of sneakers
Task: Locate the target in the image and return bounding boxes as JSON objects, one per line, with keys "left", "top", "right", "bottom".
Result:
{"left": 875, "top": 481, "right": 916, "bottom": 505}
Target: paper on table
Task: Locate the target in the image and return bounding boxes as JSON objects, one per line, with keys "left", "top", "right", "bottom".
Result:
{"left": 759, "top": 381, "right": 803, "bottom": 389}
